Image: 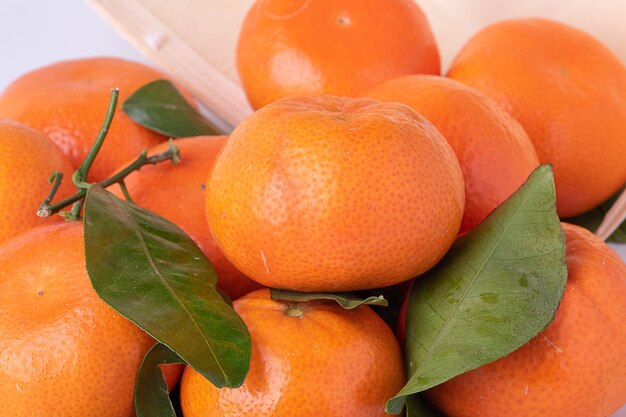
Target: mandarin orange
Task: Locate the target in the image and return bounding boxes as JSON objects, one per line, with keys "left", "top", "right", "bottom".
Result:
{"left": 0, "top": 222, "right": 155, "bottom": 416}
{"left": 206, "top": 95, "right": 464, "bottom": 292}
{"left": 180, "top": 288, "right": 405, "bottom": 416}
{"left": 0, "top": 57, "right": 186, "bottom": 181}
{"left": 237, "top": 0, "right": 440, "bottom": 109}
{"left": 447, "top": 19, "right": 626, "bottom": 217}
{"left": 0, "top": 118, "right": 74, "bottom": 245}
{"left": 366, "top": 75, "right": 539, "bottom": 233}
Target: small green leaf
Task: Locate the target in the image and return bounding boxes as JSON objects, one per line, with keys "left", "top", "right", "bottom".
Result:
{"left": 405, "top": 395, "right": 446, "bottom": 417}
{"left": 135, "top": 343, "right": 184, "bottom": 417}
{"left": 122, "top": 80, "right": 222, "bottom": 137}
{"left": 270, "top": 289, "right": 388, "bottom": 309}
{"left": 566, "top": 189, "right": 626, "bottom": 243}
{"left": 387, "top": 165, "right": 567, "bottom": 413}
{"left": 357, "top": 283, "right": 410, "bottom": 330}
{"left": 84, "top": 185, "right": 251, "bottom": 388}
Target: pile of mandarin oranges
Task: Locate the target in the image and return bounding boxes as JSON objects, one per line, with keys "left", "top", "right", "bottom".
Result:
{"left": 0, "top": 1, "right": 625, "bottom": 416}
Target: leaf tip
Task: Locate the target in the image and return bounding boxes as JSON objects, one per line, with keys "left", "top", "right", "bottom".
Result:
{"left": 385, "top": 395, "right": 406, "bottom": 415}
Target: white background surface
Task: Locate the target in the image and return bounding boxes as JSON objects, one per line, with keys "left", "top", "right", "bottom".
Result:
{"left": 0, "top": 1, "right": 625, "bottom": 416}
{"left": 0, "top": 0, "right": 145, "bottom": 90}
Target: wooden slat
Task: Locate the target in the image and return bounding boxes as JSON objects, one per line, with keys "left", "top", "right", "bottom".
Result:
{"left": 596, "top": 188, "right": 626, "bottom": 241}
{"left": 87, "top": 0, "right": 253, "bottom": 129}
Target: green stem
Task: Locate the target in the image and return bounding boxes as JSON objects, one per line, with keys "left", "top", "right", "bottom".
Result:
{"left": 37, "top": 171, "right": 64, "bottom": 217}
{"left": 118, "top": 181, "right": 134, "bottom": 203}
{"left": 38, "top": 145, "right": 180, "bottom": 218}
{"left": 73, "top": 88, "right": 119, "bottom": 188}
{"left": 37, "top": 89, "right": 180, "bottom": 219}
{"left": 70, "top": 200, "right": 84, "bottom": 220}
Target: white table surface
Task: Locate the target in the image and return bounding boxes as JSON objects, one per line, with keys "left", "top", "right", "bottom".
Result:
{"left": 0, "top": 1, "right": 624, "bottom": 416}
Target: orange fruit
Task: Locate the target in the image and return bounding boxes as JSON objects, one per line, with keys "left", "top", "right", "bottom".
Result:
{"left": 394, "top": 281, "right": 412, "bottom": 345}
{"left": 366, "top": 75, "right": 540, "bottom": 233}
{"left": 162, "top": 364, "right": 184, "bottom": 392}
{"left": 0, "top": 221, "right": 156, "bottom": 416}
{"left": 180, "top": 288, "right": 405, "bottom": 416}
{"left": 0, "top": 57, "right": 186, "bottom": 181}
{"left": 109, "top": 136, "right": 262, "bottom": 300}
{"left": 237, "top": 0, "right": 440, "bottom": 109}
{"left": 206, "top": 95, "right": 464, "bottom": 292}
{"left": 447, "top": 18, "right": 626, "bottom": 217}
{"left": 426, "top": 223, "right": 626, "bottom": 417}
{"left": 0, "top": 118, "right": 74, "bottom": 245}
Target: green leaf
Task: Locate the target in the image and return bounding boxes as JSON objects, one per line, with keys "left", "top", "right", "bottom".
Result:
{"left": 565, "top": 189, "right": 626, "bottom": 243}
{"left": 405, "top": 395, "right": 447, "bottom": 417}
{"left": 135, "top": 343, "right": 184, "bottom": 417}
{"left": 84, "top": 185, "right": 251, "bottom": 388}
{"left": 270, "top": 289, "right": 388, "bottom": 309}
{"left": 357, "top": 282, "right": 410, "bottom": 330}
{"left": 122, "top": 80, "right": 222, "bottom": 137}
{"left": 386, "top": 165, "right": 567, "bottom": 414}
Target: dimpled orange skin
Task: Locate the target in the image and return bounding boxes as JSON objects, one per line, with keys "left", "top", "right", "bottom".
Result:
{"left": 366, "top": 75, "right": 540, "bottom": 233}
{"left": 109, "top": 136, "right": 262, "bottom": 300}
{"left": 427, "top": 223, "right": 626, "bottom": 417}
{"left": 0, "top": 118, "right": 74, "bottom": 245}
{"left": 237, "top": 0, "right": 440, "bottom": 109}
{"left": 206, "top": 96, "right": 465, "bottom": 292}
{"left": 180, "top": 288, "right": 405, "bottom": 417}
{"left": 0, "top": 222, "right": 155, "bottom": 417}
{"left": 0, "top": 57, "right": 178, "bottom": 181}
{"left": 161, "top": 364, "right": 184, "bottom": 392}
{"left": 447, "top": 18, "right": 626, "bottom": 217}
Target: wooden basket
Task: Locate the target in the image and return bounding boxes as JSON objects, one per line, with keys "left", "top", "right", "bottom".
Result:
{"left": 88, "top": 0, "right": 626, "bottom": 244}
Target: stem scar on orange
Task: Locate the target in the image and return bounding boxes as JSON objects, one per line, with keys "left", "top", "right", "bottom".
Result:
{"left": 206, "top": 95, "right": 464, "bottom": 292}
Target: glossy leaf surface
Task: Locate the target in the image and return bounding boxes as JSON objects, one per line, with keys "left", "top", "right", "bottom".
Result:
{"left": 135, "top": 343, "right": 184, "bottom": 417}
{"left": 123, "top": 80, "right": 221, "bottom": 137}
{"left": 387, "top": 165, "right": 567, "bottom": 413}
{"left": 84, "top": 185, "right": 251, "bottom": 388}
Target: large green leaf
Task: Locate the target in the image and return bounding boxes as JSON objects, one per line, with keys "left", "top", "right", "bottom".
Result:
{"left": 135, "top": 343, "right": 184, "bottom": 417}
{"left": 387, "top": 165, "right": 567, "bottom": 413}
{"left": 84, "top": 185, "right": 251, "bottom": 388}
{"left": 566, "top": 189, "right": 626, "bottom": 243}
{"left": 122, "top": 80, "right": 222, "bottom": 137}
{"left": 270, "top": 289, "right": 388, "bottom": 309}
